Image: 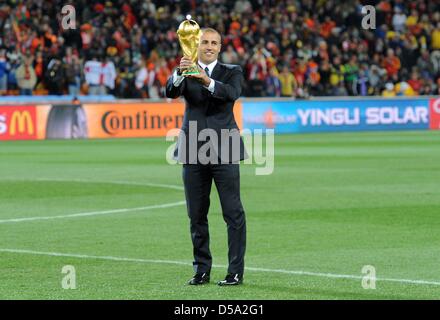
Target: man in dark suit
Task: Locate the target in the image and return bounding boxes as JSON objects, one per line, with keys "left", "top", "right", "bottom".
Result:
{"left": 166, "top": 28, "right": 247, "bottom": 286}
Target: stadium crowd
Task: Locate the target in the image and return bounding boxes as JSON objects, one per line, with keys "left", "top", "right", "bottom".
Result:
{"left": 0, "top": 0, "right": 440, "bottom": 98}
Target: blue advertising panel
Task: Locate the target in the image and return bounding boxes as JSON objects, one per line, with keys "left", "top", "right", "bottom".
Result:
{"left": 242, "top": 98, "right": 430, "bottom": 133}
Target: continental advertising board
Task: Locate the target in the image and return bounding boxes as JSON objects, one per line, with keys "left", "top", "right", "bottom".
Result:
{"left": 35, "top": 102, "right": 187, "bottom": 139}
{"left": 0, "top": 102, "right": 243, "bottom": 140}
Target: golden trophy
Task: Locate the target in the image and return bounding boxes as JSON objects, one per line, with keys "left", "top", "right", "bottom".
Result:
{"left": 177, "top": 16, "right": 202, "bottom": 76}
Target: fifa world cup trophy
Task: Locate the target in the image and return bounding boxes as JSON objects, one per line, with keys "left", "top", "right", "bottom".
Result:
{"left": 177, "top": 17, "right": 202, "bottom": 76}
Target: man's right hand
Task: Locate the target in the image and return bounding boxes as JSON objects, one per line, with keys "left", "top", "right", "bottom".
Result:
{"left": 179, "top": 56, "right": 193, "bottom": 72}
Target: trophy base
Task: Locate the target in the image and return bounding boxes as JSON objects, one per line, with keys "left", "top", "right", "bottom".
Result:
{"left": 182, "top": 65, "right": 200, "bottom": 76}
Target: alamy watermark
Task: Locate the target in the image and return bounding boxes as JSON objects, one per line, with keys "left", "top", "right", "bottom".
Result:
{"left": 361, "top": 5, "right": 376, "bottom": 30}
{"left": 361, "top": 265, "right": 376, "bottom": 289}
{"left": 61, "top": 5, "right": 76, "bottom": 30}
{"left": 61, "top": 265, "right": 77, "bottom": 289}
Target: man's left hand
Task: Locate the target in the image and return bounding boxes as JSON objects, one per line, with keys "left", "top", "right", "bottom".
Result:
{"left": 186, "top": 65, "right": 211, "bottom": 87}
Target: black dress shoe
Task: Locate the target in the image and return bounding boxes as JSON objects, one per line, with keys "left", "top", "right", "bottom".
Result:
{"left": 188, "top": 272, "right": 210, "bottom": 285}
{"left": 217, "top": 273, "right": 243, "bottom": 286}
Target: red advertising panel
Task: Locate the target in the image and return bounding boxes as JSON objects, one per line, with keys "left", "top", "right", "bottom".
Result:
{"left": 0, "top": 106, "right": 38, "bottom": 141}
{"left": 430, "top": 98, "right": 440, "bottom": 130}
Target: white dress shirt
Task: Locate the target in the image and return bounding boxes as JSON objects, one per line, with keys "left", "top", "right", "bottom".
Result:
{"left": 173, "top": 59, "right": 217, "bottom": 93}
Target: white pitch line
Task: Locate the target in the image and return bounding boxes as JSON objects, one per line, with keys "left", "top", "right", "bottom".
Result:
{"left": 0, "top": 248, "right": 191, "bottom": 266}
{"left": 0, "top": 178, "right": 185, "bottom": 223}
{"left": 0, "top": 201, "right": 186, "bottom": 224}
{"left": 20, "top": 178, "right": 185, "bottom": 191}
{"left": 0, "top": 248, "right": 440, "bottom": 287}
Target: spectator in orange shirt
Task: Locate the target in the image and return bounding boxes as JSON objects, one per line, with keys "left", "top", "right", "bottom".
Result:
{"left": 407, "top": 71, "right": 422, "bottom": 94}
{"left": 34, "top": 51, "right": 44, "bottom": 81}
{"left": 294, "top": 60, "right": 307, "bottom": 87}
{"left": 320, "top": 16, "right": 336, "bottom": 39}
{"left": 156, "top": 59, "right": 171, "bottom": 90}
{"left": 383, "top": 48, "right": 401, "bottom": 77}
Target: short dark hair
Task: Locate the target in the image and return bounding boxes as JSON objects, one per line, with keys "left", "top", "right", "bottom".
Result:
{"left": 201, "top": 28, "right": 222, "bottom": 42}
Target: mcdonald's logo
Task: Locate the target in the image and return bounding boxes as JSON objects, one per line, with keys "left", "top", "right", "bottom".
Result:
{"left": 10, "top": 111, "right": 35, "bottom": 135}
{"left": 0, "top": 106, "right": 37, "bottom": 141}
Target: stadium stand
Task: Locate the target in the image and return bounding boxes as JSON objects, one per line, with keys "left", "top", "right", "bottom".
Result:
{"left": 0, "top": 0, "right": 439, "bottom": 98}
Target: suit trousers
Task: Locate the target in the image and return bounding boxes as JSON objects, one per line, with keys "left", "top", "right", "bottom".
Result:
{"left": 182, "top": 163, "right": 246, "bottom": 275}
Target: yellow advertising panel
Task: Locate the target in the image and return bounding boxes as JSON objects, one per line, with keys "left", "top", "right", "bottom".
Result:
{"left": 84, "top": 102, "right": 185, "bottom": 138}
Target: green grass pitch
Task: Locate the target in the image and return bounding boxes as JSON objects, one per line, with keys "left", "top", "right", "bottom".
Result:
{"left": 1, "top": 130, "right": 440, "bottom": 299}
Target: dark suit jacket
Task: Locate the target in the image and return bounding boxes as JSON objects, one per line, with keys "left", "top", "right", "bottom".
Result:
{"left": 165, "top": 62, "right": 248, "bottom": 164}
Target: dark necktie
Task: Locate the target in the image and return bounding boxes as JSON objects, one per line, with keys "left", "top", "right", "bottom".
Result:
{"left": 204, "top": 67, "right": 210, "bottom": 77}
